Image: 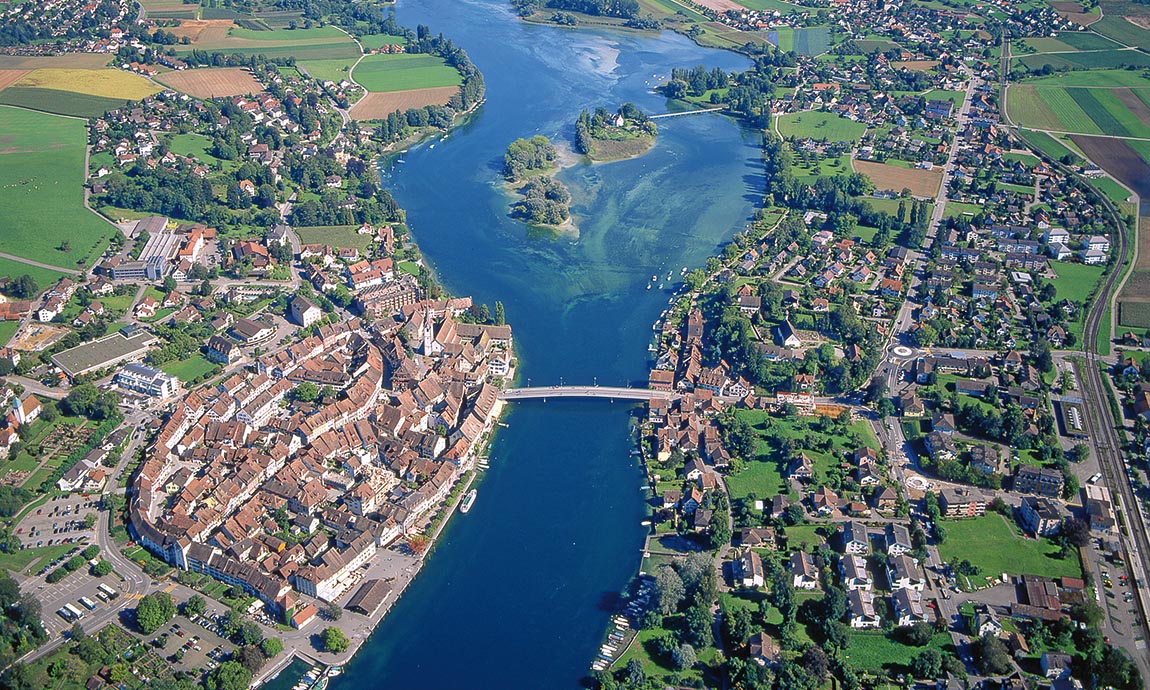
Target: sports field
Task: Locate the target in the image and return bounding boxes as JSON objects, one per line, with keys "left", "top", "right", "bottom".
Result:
{"left": 777, "top": 110, "right": 867, "bottom": 142}
{"left": 1007, "top": 84, "right": 1150, "bottom": 138}
{"left": 352, "top": 54, "right": 463, "bottom": 93}
{"left": 157, "top": 68, "right": 263, "bottom": 98}
{"left": 174, "top": 25, "right": 361, "bottom": 61}
{"left": 0, "top": 107, "right": 116, "bottom": 270}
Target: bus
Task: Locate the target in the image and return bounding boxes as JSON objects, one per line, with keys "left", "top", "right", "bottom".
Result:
{"left": 56, "top": 607, "right": 75, "bottom": 622}
{"left": 97, "top": 583, "right": 116, "bottom": 598}
{"left": 1089, "top": 473, "right": 1103, "bottom": 485}
{"left": 78, "top": 597, "right": 97, "bottom": 611}
{"left": 63, "top": 603, "right": 84, "bottom": 620}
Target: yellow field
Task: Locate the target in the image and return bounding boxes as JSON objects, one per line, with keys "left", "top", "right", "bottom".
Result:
{"left": 12, "top": 69, "right": 161, "bottom": 100}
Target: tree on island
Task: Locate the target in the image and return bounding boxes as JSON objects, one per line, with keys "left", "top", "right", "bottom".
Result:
{"left": 503, "top": 135, "right": 557, "bottom": 181}
{"left": 511, "top": 177, "right": 570, "bottom": 225}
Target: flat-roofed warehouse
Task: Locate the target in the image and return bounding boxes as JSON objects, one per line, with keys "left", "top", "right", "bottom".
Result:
{"left": 345, "top": 578, "right": 392, "bottom": 616}
{"left": 51, "top": 328, "right": 157, "bottom": 379}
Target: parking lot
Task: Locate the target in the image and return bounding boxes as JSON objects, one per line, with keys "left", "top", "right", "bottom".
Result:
{"left": 38, "top": 563, "right": 123, "bottom": 637}
{"left": 17, "top": 493, "right": 99, "bottom": 549}
{"left": 141, "top": 613, "right": 235, "bottom": 676}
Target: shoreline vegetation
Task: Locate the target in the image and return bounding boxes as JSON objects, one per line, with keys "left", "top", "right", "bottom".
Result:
{"left": 503, "top": 135, "right": 576, "bottom": 231}
{"left": 575, "top": 104, "right": 658, "bottom": 163}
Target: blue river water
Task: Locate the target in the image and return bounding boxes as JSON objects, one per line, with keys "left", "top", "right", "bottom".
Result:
{"left": 328, "top": 1, "right": 760, "bottom": 687}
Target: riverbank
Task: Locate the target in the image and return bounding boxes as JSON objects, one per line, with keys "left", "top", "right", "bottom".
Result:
{"left": 255, "top": 396, "right": 511, "bottom": 687}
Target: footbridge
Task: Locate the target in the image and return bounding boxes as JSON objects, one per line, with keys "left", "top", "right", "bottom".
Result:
{"left": 648, "top": 107, "right": 724, "bottom": 120}
{"left": 498, "top": 386, "right": 677, "bottom": 402}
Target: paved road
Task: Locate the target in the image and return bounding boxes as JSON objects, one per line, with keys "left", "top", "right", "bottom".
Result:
{"left": 0, "top": 252, "right": 80, "bottom": 276}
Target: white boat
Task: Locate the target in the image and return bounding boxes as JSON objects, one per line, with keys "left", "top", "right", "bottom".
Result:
{"left": 641, "top": 520, "right": 651, "bottom": 526}
{"left": 327, "top": 667, "right": 343, "bottom": 678}
{"left": 460, "top": 489, "right": 477, "bottom": 514}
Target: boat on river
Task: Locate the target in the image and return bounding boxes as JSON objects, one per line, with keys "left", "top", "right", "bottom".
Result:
{"left": 460, "top": 489, "right": 477, "bottom": 513}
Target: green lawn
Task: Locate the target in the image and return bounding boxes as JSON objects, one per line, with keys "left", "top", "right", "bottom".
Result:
{"left": 0, "top": 107, "right": 117, "bottom": 270}
{"left": 937, "top": 513, "right": 1082, "bottom": 581}
{"left": 1051, "top": 261, "right": 1104, "bottom": 306}
{"left": 160, "top": 355, "right": 218, "bottom": 383}
{"left": 777, "top": 111, "right": 867, "bottom": 143}
{"left": 0, "top": 542, "right": 76, "bottom": 576}
{"left": 295, "top": 224, "right": 371, "bottom": 251}
{"left": 0, "top": 321, "right": 17, "bottom": 347}
{"left": 726, "top": 410, "right": 878, "bottom": 503}
{"left": 397, "top": 260, "right": 420, "bottom": 276}
{"left": 846, "top": 630, "right": 954, "bottom": 672}
{"left": 0, "top": 257, "right": 67, "bottom": 297}
{"left": 299, "top": 58, "right": 357, "bottom": 83}
{"left": 167, "top": 133, "right": 239, "bottom": 171}
{"left": 351, "top": 54, "right": 463, "bottom": 93}
{"left": 1092, "top": 14, "right": 1150, "bottom": 50}
{"left": 358, "top": 33, "right": 408, "bottom": 50}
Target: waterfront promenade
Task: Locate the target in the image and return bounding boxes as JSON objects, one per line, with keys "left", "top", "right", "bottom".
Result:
{"left": 498, "top": 386, "right": 677, "bottom": 401}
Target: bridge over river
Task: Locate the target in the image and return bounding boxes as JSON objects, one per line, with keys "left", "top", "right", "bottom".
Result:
{"left": 498, "top": 386, "right": 677, "bottom": 401}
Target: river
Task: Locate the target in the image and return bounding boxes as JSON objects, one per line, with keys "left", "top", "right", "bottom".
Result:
{"left": 334, "top": 1, "right": 759, "bottom": 687}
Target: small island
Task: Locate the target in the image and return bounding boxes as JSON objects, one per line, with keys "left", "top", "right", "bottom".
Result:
{"left": 504, "top": 135, "right": 573, "bottom": 228}
{"left": 574, "top": 103, "right": 657, "bottom": 162}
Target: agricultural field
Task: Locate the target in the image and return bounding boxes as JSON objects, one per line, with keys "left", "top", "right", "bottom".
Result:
{"left": 0, "top": 67, "right": 159, "bottom": 117}
{"left": 157, "top": 67, "right": 264, "bottom": 98}
{"left": 0, "top": 107, "right": 116, "bottom": 270}
{"left": 352, "top": 54, "right": 463, "bottom": 92}
{"left": 349, "top": 87, "right": 460, "bottom": 121}
{"left": 174, "top": 25, "right": 361, "bottom": 61}
{"left": 10, "top": 69, "right": 159, "bottom": 100}
{"left": 1023, "top": 68, "right": 1150, "bottom": 88}
{"left": 295, "top": 225, "right": 372, "bottom": 251}
{"left": 138, "top": 0, "right": 198, "bottom": 19}
{"left": 1007, "top": 84, "right": 1150, "bottom": 138}
{"left": 853, "top": 159, "right": 944, "bottom": 197}
{"left": 937, "top": 514, "right": 1082, "bottom": 582}
{"left": 1016, "top": 31, "right": 1121, "bottom": 53}
{"left": 0, "top": 70, "right": 27, "bottom": 92}
{"left": 1049, "top": 0, "right": 1101, "bottom": 25}
{"left": 1014, "top": 48, "right": 1150, "bottom": 72}
{"left": 0, "top": 54, "right": 112, "bottom": 70}
{"left": 0, "top": 88, "right": 127, "bottom": 118}
{"left": 729, "top": 0, "right": 806, "bottom": 11}
{"left": 769, "top": 26, "right": 833, "bottom": 55}
{"left": 776, "top": 110, "right": 867, "bottom": 142}
{"left": 893, "top": 60, "right": 940, "bottom": 71}
{"left": 1092, "top": 14, "right": 1150, "bottom": 49}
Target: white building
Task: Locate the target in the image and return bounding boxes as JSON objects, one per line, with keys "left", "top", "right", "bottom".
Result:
{"left": 115, "top": 363, "right": 180, "bottom": 398}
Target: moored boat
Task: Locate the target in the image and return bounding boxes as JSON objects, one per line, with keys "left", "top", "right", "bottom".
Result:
{"left": 460, "top": 489, "right": 477, "bottom": 513}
